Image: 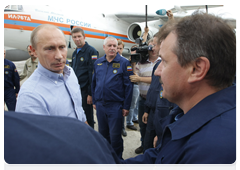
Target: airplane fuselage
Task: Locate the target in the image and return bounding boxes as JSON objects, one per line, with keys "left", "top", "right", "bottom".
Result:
{"left": 4, "top": 5, "right": 135, "bottom": 61}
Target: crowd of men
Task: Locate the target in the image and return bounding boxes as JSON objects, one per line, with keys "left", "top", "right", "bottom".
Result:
{"left": 4, "top": 10, "right": 236, "bottom": 164}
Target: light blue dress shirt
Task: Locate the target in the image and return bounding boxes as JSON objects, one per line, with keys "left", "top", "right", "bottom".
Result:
{"left": 16, "top": 63, "right": 86, "bottom": 122}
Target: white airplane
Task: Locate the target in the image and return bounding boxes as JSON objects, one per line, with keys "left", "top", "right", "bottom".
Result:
{"left": 4, "top": 5, "right": 234, "bottom": 61}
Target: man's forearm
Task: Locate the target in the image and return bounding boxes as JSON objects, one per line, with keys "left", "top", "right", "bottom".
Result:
{"left": 139, "top": 76, "right": 151, "bottom": 84}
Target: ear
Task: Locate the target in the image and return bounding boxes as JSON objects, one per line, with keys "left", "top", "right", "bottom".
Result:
{"left": 29, "top": 45, "right": 38, "bottom": 58}
{"left": 188, "top": 57, "right": 210, "bottom": 83}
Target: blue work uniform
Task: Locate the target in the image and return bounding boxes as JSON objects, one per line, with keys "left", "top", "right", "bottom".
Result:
{"left": 92, "top": 53, "right": 133, "bottom": 159}
{"left": 122, "top": 85, "right": 236, "bottom": 164}
{"left": 4, "top": 59, "right": 20, "bottom": 111}
{"left": 143, "top": 61, "right": 177, "bottom": 150}
{"left": 143, "top": 61, "right": 162, "bottom": 151}
{"left": 71, "top": 42, "right": 99, "bottom": 128}
{"left": 5, "top": 111, "right": 120, "bottom": 164}
{"left": 153, "top": 85, "right": 177, "bottom": 147}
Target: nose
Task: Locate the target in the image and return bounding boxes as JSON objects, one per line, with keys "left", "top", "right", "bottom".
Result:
{"left": 154, "top": 62, "right": 162, "bottom": 77}
{"left": 55, "top": 48, "right": 63, "bottom": 61}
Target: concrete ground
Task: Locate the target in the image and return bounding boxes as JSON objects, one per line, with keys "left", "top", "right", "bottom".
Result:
{"left": 11, "top": 60, "right": 142, "bottom": 160}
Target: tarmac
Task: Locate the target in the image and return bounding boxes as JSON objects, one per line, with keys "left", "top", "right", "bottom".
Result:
{"left": 10, "top": 60, "right": 142, "bottom": 160}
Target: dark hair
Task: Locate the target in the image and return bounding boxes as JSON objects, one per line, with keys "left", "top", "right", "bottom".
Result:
{"left": 172, "top": 12, "right": 236, "bottom": 89}
{"left": 131, "top": 45, "right": 138, "bottom": 50}
{"left": 71, "top": 27, "right": 85, "bottom": 36}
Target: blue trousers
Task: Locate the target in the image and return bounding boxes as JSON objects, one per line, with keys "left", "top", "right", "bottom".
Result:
{"left": 144, "top": 109, "right": 156, "bottom": 150}
{"left": 138, "top": 96, "right": 146, "bottom": 151}
{"left": 81, "top": 86, "right": 94, "bottom": 129}
{"left": 96, "top": 101, "right": 123, "bottom": 159}
{"left": 4, "top": 88, "right": 16, "bottom": 111}
{"left": 126, "top": 84, "right": 139, "bottom": 126}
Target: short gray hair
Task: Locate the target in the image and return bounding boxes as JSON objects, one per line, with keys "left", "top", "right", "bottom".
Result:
{"left": 103, "top": 36, "right": 117, "bottom": 45}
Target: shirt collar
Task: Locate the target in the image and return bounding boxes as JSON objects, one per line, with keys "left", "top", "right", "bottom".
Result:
{"left": 167, "top": 86, "right": 236, "bottom": 140}
{"left": 31, "top": 58, "right": 38, "bottom": 63}
{"left": 147, "top": 57, "right": 161, "bottom": 63}
{"left": 37, "top": 62, "right": 71, "bottom": 83}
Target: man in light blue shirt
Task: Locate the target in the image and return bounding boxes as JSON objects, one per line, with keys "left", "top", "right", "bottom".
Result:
{"left": 16, "top": 24, "right": 87, "bottom": 123}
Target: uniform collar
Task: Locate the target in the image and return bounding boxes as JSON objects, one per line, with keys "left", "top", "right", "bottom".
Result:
{"left": 167, "top": 85, "right": 236, "bottom": 140}
{"left": 37, "top": 63, "right": 71, "bottom": 83}
{"left": 76, "top": 42, "right": 89, "bottom": 53}
{"left": 31, "top": 58, "right": 38, "bottom": 63}
{"left": 103, "top": 53, "right": 121, "bottom": 63}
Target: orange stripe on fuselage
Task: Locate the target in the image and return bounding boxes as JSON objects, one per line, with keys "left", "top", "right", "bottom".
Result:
{"left": 4, "top": 13, "right": 134, "bottom": 44}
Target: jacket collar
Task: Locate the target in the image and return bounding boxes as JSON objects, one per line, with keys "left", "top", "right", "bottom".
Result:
{"left": 102, "top": 53, "right": 121, "bottom": 63}
{"left": 167, "top": 85, "right": 236, "bottom": 140}
{"left": 75, "top": 42, "right": 89, "bottom": 54}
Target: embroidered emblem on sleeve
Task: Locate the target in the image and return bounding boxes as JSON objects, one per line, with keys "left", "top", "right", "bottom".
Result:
{"left": 127, "top": 66, "right": 132, "bottom": 71}
{"left": 92, "top": 55, "right": 97, "bottom": 60}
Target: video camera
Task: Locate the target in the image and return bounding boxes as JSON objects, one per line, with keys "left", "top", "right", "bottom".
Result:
{"left": 130, "top": 37, "right": 153, "bottom": 63}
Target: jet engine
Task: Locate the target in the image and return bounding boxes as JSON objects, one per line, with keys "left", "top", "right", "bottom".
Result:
{"left": 127, "top": 20, "right": 163, "bottom": 42}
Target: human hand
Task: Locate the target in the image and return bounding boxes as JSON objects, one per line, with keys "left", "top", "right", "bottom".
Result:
{"left": 144, "top": 27, "right": 149, "bottom": 33}
{"left": 122, "top": 109, "right": 129, "bottom": 116}
{"left": 87, "top": 95, "right": 92, "bottom": 105}
{"left": 142, "top": 112, "right": 149, "bottom": 124}
{"left": 153, "top": 136, "right": 158, "bottom": 148}
{"left": 129, "top": 73, "right": 140, "bottom": 82}
{"left": 167, "top": 10, "right": 174, "bottom": 19}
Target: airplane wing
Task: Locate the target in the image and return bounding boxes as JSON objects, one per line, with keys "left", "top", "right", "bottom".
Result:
{"left": 115, "top": 5, "right": 224, "bottom": 24}
{"left": 225, "top": 19, "right": 236, "bottom": 29}
{"left": 154, "top": 16, "right": 235, "bottom": 29}
{"left": 170, "top": 5, "right": 224, "bottom": 13}
{"left": 115, "top": 14, "right": 160, "bottom": 24}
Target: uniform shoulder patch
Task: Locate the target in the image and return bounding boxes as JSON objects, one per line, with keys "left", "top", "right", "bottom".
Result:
{"left": 127, "top": 66, "right": 132, "bottom": 71}
{"left": 92, "top": 55, "right": 97, "bottom": 60}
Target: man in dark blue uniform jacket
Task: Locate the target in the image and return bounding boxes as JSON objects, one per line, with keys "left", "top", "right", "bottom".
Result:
{"left": 71, "top": 27, "right": 99, "bottom": 129}
{"left": 92, "top": 36, "right": 133, "bottom": 159}
{"left": 4, "top": 111, "right": 120, "bottom": 164}
{"left": 122, "top": 12, "right": 236, "bottom": 164}
{"left": 4, "top": 49, "right": 20, "bottom": 111}
{"left": 143, "top": 61, "right": 177, "bottom": 150}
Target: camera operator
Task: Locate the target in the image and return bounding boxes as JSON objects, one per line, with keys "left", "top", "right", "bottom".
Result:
{"left": 129, "top": 34, "right": 161, "bottom": 154}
